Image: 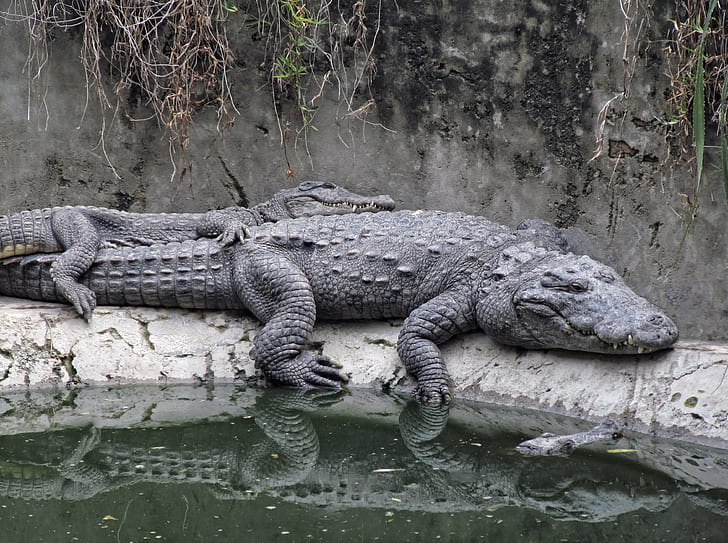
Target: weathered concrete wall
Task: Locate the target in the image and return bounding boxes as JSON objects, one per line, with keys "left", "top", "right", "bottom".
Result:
{"left": 0, "top": 0, "right": 724, "bottom": 340}
{"left": 1, "top": 297, "right": 726, "bottom": 449}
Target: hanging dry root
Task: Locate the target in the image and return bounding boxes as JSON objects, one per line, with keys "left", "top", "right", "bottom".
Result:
{"left": 3, "top": 0, "right": 383, "bottom": 176}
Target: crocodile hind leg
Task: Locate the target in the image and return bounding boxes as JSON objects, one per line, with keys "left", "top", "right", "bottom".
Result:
{"left": 234, "top": 249, "right": 349, "bottom": 388}
{"left": 49, "top": 208, "right": 101, "bottom": 320}
{"left": 397, "top": 291, "right": 477, "bottom": 403}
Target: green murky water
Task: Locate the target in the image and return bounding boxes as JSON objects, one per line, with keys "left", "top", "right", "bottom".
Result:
{"left": 0, "top": 385, "right": 725, "bottom": 542}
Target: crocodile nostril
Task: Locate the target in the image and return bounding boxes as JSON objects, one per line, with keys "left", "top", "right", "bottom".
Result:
{"left": 647, "top": 314, "right": 665, "bottom": 326}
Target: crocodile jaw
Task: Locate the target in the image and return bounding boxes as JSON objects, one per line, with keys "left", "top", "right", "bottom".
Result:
{"left": 513, "top": 299, "right": 679, "bottom": 354}
{"left": 286, "top": 196, "right": 396, "bottom": 217}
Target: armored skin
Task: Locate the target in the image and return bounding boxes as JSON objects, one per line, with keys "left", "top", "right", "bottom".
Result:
{"left": 0, "top": 181, "right": 395, "bottom": 319}
{"left": 0, "top": 210, "right": 679, "bottom": 402}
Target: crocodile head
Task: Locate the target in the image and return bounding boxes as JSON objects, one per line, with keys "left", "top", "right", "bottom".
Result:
{"left": 477, "top": 252, "right": 679, "bottom": 354}
{"left": 268, "top": 181, "right": 396, "bottom": 220}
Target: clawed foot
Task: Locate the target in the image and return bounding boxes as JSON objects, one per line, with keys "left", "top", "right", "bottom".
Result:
{"left": 266, "top": 351, "right": 349, "bottom": 389}
{"left": 55, "top": 279, "right": 97, "bottom": 321}
{"left": 216, "top": 223, "right": 252, "bottom": 246}
{"left": 306, "top": 388, "right": 347, "bottom": 408}
{"left": 413, "top": 379, "right": 452, "bottom": 404}
{"left": 258, "top": 388, "right": 345, "bottom": 412}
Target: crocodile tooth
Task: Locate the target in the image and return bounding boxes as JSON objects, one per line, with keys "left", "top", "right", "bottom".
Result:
{"left": 627, "top": 334, "right": 634, "bottom": 345}
{"left": 638, "top": 346, "right": 645, "bottom": 354}
{"left": 352, "top": 205, "right": 358, "bottom": 211}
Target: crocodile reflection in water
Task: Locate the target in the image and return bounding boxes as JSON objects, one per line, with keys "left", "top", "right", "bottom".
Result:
{"left": 398, "top": 400, "right": 728, "bottom": 521}
{"left": 0, "top": 388, "right": 341, "bottom": 501}
{"left": 0, "top": 389, "right": 725, "bottom": 522}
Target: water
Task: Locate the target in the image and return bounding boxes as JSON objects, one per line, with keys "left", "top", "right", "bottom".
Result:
{"left": 0, "top": 385, "right": 725, "bottom": 542}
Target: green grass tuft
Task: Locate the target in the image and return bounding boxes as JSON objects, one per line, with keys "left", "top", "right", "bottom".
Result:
{"left": 680, "top": 0, "right": 719, "bottom": 245}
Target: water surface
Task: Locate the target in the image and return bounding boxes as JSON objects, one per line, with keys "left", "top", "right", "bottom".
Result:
{"left": 0, "top": 385, "right": 725, "bottom": 542}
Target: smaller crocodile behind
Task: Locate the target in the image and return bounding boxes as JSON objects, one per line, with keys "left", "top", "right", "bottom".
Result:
{"left": 0, "top": 181, "right": 395, "bottom": 319}
{"left": 516, "top": 422, "right": 625, "bottom": 456}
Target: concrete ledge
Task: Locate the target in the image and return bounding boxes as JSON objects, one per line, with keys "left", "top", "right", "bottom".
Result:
{"left": 0, "top": 296, "right": 726, "bottom": 448}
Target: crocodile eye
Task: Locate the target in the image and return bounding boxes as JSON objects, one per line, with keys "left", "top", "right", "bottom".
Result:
{"left": 301, "top": 181, "right": 336, "bottom": 190}
{"left": 570, "top": 280, "right": 588, "bottom": 292}
{"left": 599, "top": 269, "right": 615, "bottom": 282}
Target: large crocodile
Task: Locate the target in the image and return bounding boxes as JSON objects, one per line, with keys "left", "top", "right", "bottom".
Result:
{"left": 0, "top": 181, "right": 395, "bottom": 319}
{"left": 0, "top": 210, "right": 678, "bottom": 401}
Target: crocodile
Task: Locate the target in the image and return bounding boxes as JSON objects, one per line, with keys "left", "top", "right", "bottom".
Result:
{"left": 515, "top": 421, "right": 625, "bottom": 456}
{"left": 0, "top": 210, "right": 679, "bottom": 402}
{"left": 0, "top": 181, "right": 395, "bottom": 319}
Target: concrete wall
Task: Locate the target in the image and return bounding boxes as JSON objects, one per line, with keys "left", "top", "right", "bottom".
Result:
{"left": 0, "top": 0, "right": 724, "bottom": 341}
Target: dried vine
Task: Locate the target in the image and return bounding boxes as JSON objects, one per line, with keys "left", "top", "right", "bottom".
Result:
{"left": 246, "top": 0, "right": 384, "bottom": 164}
{"left": 2, "top": 0, "right": 383, "bottom": 178}
{"left": 4, "top": 0, "right": 238, "bottom": 178}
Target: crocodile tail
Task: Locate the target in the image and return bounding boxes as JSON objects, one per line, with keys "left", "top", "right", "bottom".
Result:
{"left": 0, "top": 208, "right": 60, "bottom": 258}
{"left": 0, "top": 240, "right": 244, "bottom": 311}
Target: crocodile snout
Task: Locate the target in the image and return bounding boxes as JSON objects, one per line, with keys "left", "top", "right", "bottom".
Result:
{"left": 619, "top": 310, "right": 679, "bottom": 351}
{"left": 645, "top": 312, "right": 679, "bottom": 345}
{"left": 589, "top": 306, "right": 679, "bottom": 353}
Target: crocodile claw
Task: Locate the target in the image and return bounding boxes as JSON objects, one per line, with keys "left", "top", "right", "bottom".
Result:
{"left": 269, "top": 351, "right": 349, "bottom": 389}
{"left": 55, "top": 278, "right": 97, "bottom": 321}
{"left": 261, "top": 388, "right": 346, "bottom": 412}
{"left": 413, "top": 380, "right": 452, "bottom": 404}
{"left": 216, "top": 223, "right": 252, "bottom": 247}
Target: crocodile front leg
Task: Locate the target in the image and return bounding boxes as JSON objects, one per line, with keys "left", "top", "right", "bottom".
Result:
{"left": 196, "top": 208, "right": 260, "bottom": 246}
{"left": 397, "top": 291, "right": 477, "bottom": 403}
{"left": 234, "top": 248, "right": 349, "bottom": 388}
{"left": 49, "top": 208, "right": 102, "bottom": 320}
